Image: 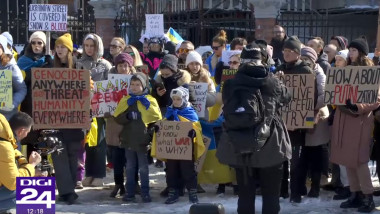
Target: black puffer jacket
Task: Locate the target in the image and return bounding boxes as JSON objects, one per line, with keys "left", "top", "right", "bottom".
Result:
{"left": 316, "top": 52, "right": 331, "bottom": 74}
{"left": 216, "top": 64, "right": 292, "bottom": 168}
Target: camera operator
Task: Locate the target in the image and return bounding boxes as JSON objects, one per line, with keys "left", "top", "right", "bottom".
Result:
{"left": 0, "top": 112, "right": 41, "bottom": 212}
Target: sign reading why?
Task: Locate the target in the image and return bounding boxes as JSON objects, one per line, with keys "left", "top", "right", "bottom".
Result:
{"left": 29, "top": 4, "right": 68, "bottom": 31}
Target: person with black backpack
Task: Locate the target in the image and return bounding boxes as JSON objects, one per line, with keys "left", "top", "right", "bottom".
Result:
{"left": 216, "top": 43, "right": 291, "bottom": 214}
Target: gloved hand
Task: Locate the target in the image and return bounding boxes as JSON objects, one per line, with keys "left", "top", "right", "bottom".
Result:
{"left": 188, "top": 129, "right": 196, "bottom": 139}
{"left": 126, "top": 111, "right": 140, "bottom": 120}
{"left": 153, "top": 124, "right": 160, "bottom": 132}
{"left": 345, "top": 99, "right": 358, "bottom": 112}
{"left": 35, "top": 56, "right": 46, "bottom": 66}
{"left": 44, "top": 55, "right": 53, "bottom": 66}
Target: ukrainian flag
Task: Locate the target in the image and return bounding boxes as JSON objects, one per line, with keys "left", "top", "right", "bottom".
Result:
{"left": 166, "top": 27, "right": 184, "bottom": 44}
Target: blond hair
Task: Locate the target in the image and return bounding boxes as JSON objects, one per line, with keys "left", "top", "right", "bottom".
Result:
{"left": 213, "top": 30, "right": 228, "bottom": 46}
{"left": 125, "top": 45, "right": 143, "bottom": 66}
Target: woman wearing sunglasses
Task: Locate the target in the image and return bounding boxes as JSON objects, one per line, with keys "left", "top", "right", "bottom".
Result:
{"left": 205, "top": 30, "right": 227, "bottom": 78}
{"left": 109, "top": 37, "right": 126, "bottom": 63}
{"left": 125, "top": 45, "right": 143, "bottom": 66}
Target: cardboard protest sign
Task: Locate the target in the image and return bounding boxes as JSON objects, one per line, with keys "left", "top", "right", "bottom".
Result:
{"left": 194, "top": 136, "right": 211, "bottom": 172}
{"left": 324, "top": 66, "right": 380, "bottom": 105}
{"left": 0, "top": 70, "right": 12, "bottom": 108}
{"left": 145, "top": 14, "right": 164, "bottom": 37}
{"left": 91, "top": 74, "right": 132, "bottom": 117}
{"left": 221, "top": 50, "right": 242, "bottom": 66}
{"left": 31, "top": 68, "right": 90, "bottom": 129}
{"left": 177, "top": 64, "right": 186, "bottom": 70}
{"left": 29, "top": 4, "right": 68, "bottom": 31}
{"left": 279, "top": 74, "right": 315, "bottom": 130}
{"left": 189, "top": 82, "right": 208, "bottom": 118}
{"left": 155, "top": 121, "right": 193, "bottom": 160}
{"left": 135, "top": 65, "right": 149, "bottom": 75}
{"left": 220, "top": 69, "right": 238, "bottom": 91}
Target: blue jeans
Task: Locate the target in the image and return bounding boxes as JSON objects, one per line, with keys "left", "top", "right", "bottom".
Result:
{"left": 0, "top": 186, "right": 16, "bottom": 211}
{"left": 125, "top": 149, "right": 149, "bottom": 197}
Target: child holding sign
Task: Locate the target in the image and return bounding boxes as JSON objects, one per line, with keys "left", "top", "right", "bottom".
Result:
{"left": 114, "top": 73, "right": 162, "bottom": 203}
{"left": 154, "top": 86, "right": 205, "bottom": 204}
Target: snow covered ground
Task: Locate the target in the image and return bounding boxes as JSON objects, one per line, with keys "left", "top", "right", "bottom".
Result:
{"left": 51, "top": 164, "right": 380, "bottom": 214}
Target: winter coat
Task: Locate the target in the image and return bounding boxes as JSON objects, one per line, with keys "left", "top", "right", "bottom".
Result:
{"left": 0, "top": 114, "right": 35, "bottom": 191}
{"left": 316, "top": 53, "right": 331, "bottom": 74}
{"left": 276, "top": 59, "right": 314, "bottom": 147}
{"left": 77, "top": 34, "right": 112, "bottom": 81}
{"left": 140, "top": 51, "right": 165, "bottom": 79}
{"left": 270, "top": 35, "right": 287, "bottom": 63}
{"left": 305, "top": 106, "right": 330, "bottom": 147}
{"left": 314, "top": 64, "right": 326, "bottom": 110}
{"left": 153, "top": 69, "right": 191, "bottom": 110}
{"left": 216, "top": 64, "right": 292, "bottom": 168}
{"left": 0, "top": 62, "right": 27, "bottom": 119}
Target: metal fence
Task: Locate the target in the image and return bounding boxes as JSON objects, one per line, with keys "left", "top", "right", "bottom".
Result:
{"left": 0, "top": 0, "right": 95, "bottom": 46}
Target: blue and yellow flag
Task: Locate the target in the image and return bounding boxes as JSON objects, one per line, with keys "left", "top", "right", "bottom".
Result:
{"left": 166, "top": 27, "right": 184, "bottom": 44}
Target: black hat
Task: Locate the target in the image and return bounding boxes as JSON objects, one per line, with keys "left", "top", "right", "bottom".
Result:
{"left": 160, "top": 54, "right": 178, "bottom": 72}
{"left": 348, "top": 36, "right": 369, "bottom": 55}
{"left": 255, "top": 40, "right": 269, "bottom": 61}
{"left": 283, "top": 36, "right": 302, "bottom": 54}
{"left": 241, "top": 43, "right": 262, "bottom": 60}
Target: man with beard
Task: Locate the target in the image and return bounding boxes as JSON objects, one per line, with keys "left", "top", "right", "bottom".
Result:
{"left": 270, "top": 25, "right": 287, "bottom": 63}
{"left": 177, "top": 41, "right": 195, "bottom": 64}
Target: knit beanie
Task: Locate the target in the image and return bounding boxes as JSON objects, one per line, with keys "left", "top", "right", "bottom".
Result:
{"left": 335, "top": 49, "right": 349, "bottom": 61}
{"left": 55, "top": 33, "right": 73, "bottom": 52}
{"left": 186, "top": 51, "right": 203, "bottom": 67}
{"left": 29, "top": 31, "right": 47, "bottom": 45}
{"left": 301, "top": 46, "right": 318, "bottom": 62}
{"left": 170, "top": 86, "right": 189, "bottom": 107}
{"left": 1, "top": 32, "right": 13, "bottom": 47}
{"left": 114, "top": 53, "right": 134, "bottom": 67}
{"left": 240, "top": 43, "right": 261, "bottom": 60}
{"left": 331, "top": 36, "right": 348, "bottom": 50}
{"left": 283, "top": 36, "right": 302, "bottom": 54}
{"left": 348, "top": 36, "right": 369, "bottom": 55}
{"left": 130, "top": 72, "right": 148, "bottom": 89}
{"left": 160, "top": 54, "right": 178, "bottom": 72}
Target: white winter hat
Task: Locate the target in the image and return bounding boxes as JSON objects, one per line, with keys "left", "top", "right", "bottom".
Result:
{"left": 335, "top": 49, "right": 348, "bottom": 61}
{"left": 29, "top": 31, "right": 47, "bottom": 45}
{"left": 0, "top": 35, "right": 12, "bottom": 56}
{"left": 186, "top": 51, "right": 203, "bottom": 67}
{"left": 1, "top": 32, "right": 13, "bottom": 47}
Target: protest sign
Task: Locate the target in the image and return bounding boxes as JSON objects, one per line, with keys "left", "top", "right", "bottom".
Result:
{"left": 145, "top": 14, "right": 164, "bottom": 37}
{"left": 91, "top": 74, "right": 132, "bottom": 117}
{"left": 189, "top": 82, "right": 208, "bottom": 118}
{"left": 155, "top": 121, "right": 193, "bottom": 160}
{"left": 194, "top": 136, "right": 211, "bottom": 173}
{"left": 29, "top": 4, "right": 68, "bottom": 31}
{"left": 220, "top": 69, "right": 238, "bottom": 91}
{"left": 324, "top": 66, "right": 380, "bottom": 105}
{"left": 279, "top": 74, "right": 315, "bottom": 130}
{"left": 135, "top": 65, "right": 149, "bottom": 75}
{"left": 221, "top": 50, "right": 242, "bottom": 66}
{"left": 31, "top": 68, "right": 90, "bottom": 129}
{"left": 177, "top": 64, "right": 186, "bottom": 70}
{"left": 0, "top": 70, "right": 12, "bottom": 109}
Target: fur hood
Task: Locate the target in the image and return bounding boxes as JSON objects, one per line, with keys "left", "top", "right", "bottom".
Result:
{"left": 155, "top": 69, "right": 191, "bottom": 86}
{"left": 188, "top": 67, "right": 215, "bottom": 92}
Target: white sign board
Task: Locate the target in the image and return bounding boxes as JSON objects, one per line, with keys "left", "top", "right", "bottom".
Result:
{"left": 29, "top": 4, "right": 68, "bottom": 31}
{"left": 189, "top": 82, "right": 208, "bottom": 118}
{"left": 145, "top": 14, "right": 164, "bottom": 37}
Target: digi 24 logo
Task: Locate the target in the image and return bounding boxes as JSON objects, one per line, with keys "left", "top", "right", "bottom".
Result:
{"left": 16, "top": 177, "right": 55, "bottom": 214}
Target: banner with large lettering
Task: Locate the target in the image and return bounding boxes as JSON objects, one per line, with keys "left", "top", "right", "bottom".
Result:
{"left": 279, "top": 74, "right": 315, "bottom": 130}
{"left": 31, "top": 68, "right": 91, "bottom": 129}
{"left": 324, "top": 66, "right": 380, "bottom": 105}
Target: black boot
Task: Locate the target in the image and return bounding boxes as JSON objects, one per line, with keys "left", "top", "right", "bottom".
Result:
{"left": 340, "top": 191, "right": 363, "bottom": 208}
{"left": 165, "top": 188, "right": 179, "bottom": 204}
{"left": 333, "top": 187, "right": 350, "bottom": 200}
{"left": 290, "top": 194, "right": 301, "bottom": 203}
{"left": 160, "top": 187, "right": 169, "bottom": 197}
{"left": 358, "top": 194, "right": 375, "bottom": 213}
{"left": 110, "top": 184, "right": 122, "bottom": 198}
{"left": 307, "top": 187, "right": 320, "bottom": 198}
{"left": 216, "top": 184, "right": 225, "bottom": 196}
{"left": 120, "top": 185, "right": 126, "bottom": 196}
{"left": 189, "top": 189, "right": 199, "bottom": 203}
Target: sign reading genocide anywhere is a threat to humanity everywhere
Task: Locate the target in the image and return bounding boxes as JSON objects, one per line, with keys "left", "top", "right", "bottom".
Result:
{"left": 279, "top": 74, "right": 315, "bottom": 130}
{"left": 155, "top": 121, "right": 193, "bottom": 160}
{"left": 31, "top": 68, "right": 91, "bottom": 129}
{"left": 0, "top": 70, "right": 13, "bottom": 109}
{"left": 324, "top": 66, "right": 380, "bottom": 105}
{"left": 29, "top": 4, "right": 68, "bottom": 31}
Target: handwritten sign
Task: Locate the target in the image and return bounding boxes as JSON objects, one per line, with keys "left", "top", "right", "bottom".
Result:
{"left": 31, "top": 68, "right": 90, "bottom": 129}
{"left": 91, "top": 74, "right": 132, "bottom": 117}
{"left": 279, "top": 74, "right": 315, "bottom": 130}
{"left": 324, "top": 66, "right": 380, "bottom": 105}
{"left": 156, "top": 120, "right": 193, "bottom": 160}
{"left": 189, "top": 82, "right": 208, "bottom": 118}
{"left": 135, "top": 65, "right": 149, "bottom": 75}
{"left": 221, "top": 50, "right": 242, "bottom": 66}
{"left": 0, "top": 70, "right": 12, "bottom": 108}
{"left": 220, "top": 69, "right": 238, "bottom": 91}
{"left": 145, "top": 14, "right": 164, "bottom": 37}
{"left": 194, "top": 136, "right": 211, "bottom": 172}
{"left": 29, "top": 4, "right": 68, "bottom": 31}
